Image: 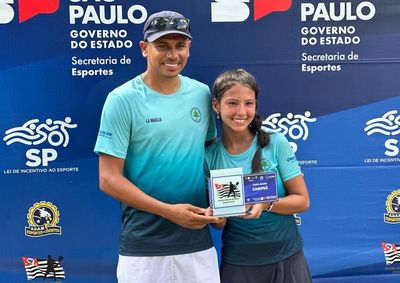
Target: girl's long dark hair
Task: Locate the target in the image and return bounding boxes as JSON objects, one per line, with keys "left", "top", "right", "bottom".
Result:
{"left": 212, "top": 69, "right": 269, "bottom": 173}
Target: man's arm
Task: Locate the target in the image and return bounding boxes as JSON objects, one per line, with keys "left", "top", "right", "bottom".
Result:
{"left": 98, "top": 153, "right": 220, "bottom": 229}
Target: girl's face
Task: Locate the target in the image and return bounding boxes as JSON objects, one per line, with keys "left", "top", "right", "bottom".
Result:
{"left": 213, "top": 83, "right": 256, "bottom": 133}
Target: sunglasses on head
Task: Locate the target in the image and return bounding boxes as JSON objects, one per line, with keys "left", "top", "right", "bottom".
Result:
{"left": 149, "top": 17, "right": 190, "bottom": 32}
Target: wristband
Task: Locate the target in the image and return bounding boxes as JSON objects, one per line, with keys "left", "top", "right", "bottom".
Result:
{"left": 266, "top": 202, "right": 274, "bottom": 212}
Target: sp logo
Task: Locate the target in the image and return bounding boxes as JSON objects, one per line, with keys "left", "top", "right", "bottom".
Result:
{"left": 3, "top": 117, "right": 77, "bottom": 167}
{"left": 0, "top": 0, "right": 59, "bottom": 24}
{"left": 211, "top": 0, "right": 292, "bottom": 22}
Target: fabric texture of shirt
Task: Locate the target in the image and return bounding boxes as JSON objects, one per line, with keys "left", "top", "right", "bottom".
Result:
{"left": 95, "top": 74, "right": 216, "bottom": 256}
{"left": 205, "top": 132, "right": 303, "bottom": 265}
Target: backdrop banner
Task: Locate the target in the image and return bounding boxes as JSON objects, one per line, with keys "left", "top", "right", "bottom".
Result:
{"left": 1, "top": 1, "right": 399, "bottom": 282}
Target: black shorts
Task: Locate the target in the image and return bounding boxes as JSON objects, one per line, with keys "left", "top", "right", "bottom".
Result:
{"left": 220, "top": 250, "right": 312, "bottom": 283}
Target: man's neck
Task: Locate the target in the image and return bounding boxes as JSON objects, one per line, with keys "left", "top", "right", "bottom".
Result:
{"left": 141, "top": 71, "right": 181, "bottom": 95}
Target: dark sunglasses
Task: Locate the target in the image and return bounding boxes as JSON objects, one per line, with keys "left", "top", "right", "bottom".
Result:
{"left": 149, "top": 17, "right": 190, "bottom": 32}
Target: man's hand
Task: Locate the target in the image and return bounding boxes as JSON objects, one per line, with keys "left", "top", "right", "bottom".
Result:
{"left": 164, "top": 204, "right": 221, "bottom": 229}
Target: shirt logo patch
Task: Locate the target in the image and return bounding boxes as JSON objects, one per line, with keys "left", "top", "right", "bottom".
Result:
{"left": 98, "top": 130, "right": 112, "bottom": 138}
{"left": 191, "top": 107, "right": 202, "bottom": 123}
{"left": 261, "top": 159, "right": 270, "bottom": 171}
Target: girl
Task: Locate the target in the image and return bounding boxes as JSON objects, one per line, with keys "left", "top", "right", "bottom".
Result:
{"left": 205, "top": 69, "right": 312, "bottom": 283}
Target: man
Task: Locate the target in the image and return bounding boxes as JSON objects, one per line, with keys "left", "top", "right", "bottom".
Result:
{"left": 94, "top": 10, "right": 221, "bottom": 283}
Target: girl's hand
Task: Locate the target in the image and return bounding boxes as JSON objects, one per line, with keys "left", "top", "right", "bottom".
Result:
{"left": 241, "top": 203, "right": 271, "bottom": 219}
{"left": 205, "top": 207, "right": 227, "bottom": 229}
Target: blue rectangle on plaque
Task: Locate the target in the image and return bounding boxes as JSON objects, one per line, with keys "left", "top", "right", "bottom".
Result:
{"left": 244, "top": 172, "right": 278, "bottom": 204}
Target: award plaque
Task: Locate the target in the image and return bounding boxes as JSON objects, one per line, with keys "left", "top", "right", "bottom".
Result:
{"left": 209, "top": 168, "right": 246, "bottom": 217}
{"left": 243, "top": 172, "right": 278, "bottom": 204}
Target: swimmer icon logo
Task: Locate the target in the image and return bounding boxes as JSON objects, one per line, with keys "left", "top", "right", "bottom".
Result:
{"left": 3, "top": 117, "right": 77, "bottom": 167}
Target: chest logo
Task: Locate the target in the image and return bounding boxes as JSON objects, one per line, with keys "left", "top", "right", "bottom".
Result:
{"left": 191, "top": 107, "right": 202, "bottom": 123}
{"left": 261, "top": 159, "right": 270, "bottom": 171}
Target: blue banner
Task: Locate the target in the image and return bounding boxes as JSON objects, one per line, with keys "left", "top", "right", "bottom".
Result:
{"left": 1, "top": 1, "right": 399, "bottom": 282}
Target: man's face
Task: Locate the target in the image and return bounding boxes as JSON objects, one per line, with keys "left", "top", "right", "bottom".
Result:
{"left": 140, "top": 34, "right": 191, "bottom": 79}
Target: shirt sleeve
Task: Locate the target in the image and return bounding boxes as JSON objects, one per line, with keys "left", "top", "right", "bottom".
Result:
{"left": 94, "top": 92, "right": 131, "bottom": 159}
{"left": 274, "top": 133, "right": 302, "bottom": 181}
{"left": 203, "top": 148, "right": 211, "bottom": 179}
{"left": 205, "top": 88, "right": 217, "bottom": 142}
{"left": 203, "top": 147, "right": 213, "bottom": 206}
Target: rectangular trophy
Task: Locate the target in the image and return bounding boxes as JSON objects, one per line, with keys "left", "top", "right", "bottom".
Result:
{"left": 209, "top": 167, "right": 246, "bottom": 217}
{"left": 243, "top": 172, "right": 278, "bottom": 204}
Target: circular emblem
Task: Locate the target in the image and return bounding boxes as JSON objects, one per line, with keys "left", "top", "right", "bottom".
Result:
{"left": 27, "top": 201, "right": 60, "bottom": 227}
{"left": 261, "top": 159, "right": 270, "bottom": 171}
{"left": 191, "top": 107, "right": 202, "bottom": 123}
{"left": 386, "top": 189, "right": 400, "bottom": 213}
